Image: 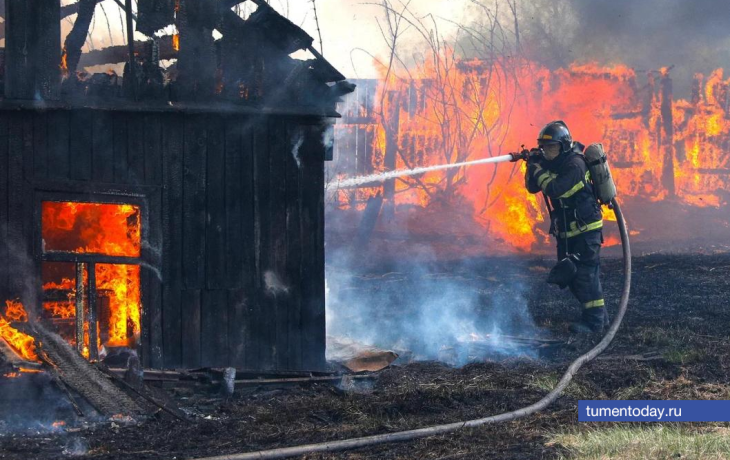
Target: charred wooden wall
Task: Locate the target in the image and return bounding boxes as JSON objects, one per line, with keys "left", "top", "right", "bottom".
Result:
{"left": 0, "top": 108, "right": 327, "bottom": 371}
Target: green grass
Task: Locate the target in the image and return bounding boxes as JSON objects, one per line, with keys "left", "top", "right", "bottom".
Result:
{"left": 549, "top": 425, "right": 730, "bottom": 459}
{"left": 528, "top": 373, "right": 593, "bottom": 399}
{"left": 636, "top": 326, "right": 706, "bottom": 364}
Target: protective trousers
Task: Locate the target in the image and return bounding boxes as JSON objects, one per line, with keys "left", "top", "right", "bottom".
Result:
{"left": 557, "top": 230, "right": 604, "bottom": 309}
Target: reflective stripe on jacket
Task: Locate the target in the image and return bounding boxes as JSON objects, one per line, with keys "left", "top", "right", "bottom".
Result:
{"left": 526, "top": 145, "right": 603, "bottom": 238}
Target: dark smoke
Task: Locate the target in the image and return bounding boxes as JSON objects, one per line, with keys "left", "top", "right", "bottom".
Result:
{"left": 516, "top": 0, "right": 730, "bottom": 95}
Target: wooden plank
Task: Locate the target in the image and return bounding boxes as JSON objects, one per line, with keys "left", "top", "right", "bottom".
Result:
{"left": 21, "top": 114, "right": 33, "bottom": 189}
{"left": 285, "top": 124, "right": 304, "bottom": 370}
{"left": 182, "top": 116, "right": 207, "bottom": 289}
{"left": 146, "top": 270, "right": 164, "bottom": 369}
{"left": 225, "top": 118, "right": 253, "bottom": 368}
{"left": 300, "top": 125, "right": 326, "bottom": 371}
{"left": 224, "top": 118, "right": 245, "bottom": 288}
{"left": 127, "top": 116, "right": 146, "bottom": 184}
{"left": 146, "top": 191, "right": 164, "bottom": 369}
{"left": 141, "top": 264, "right": 152, "bottom": 368}
{"left": 201, "top": 289, "right": 228, "bottom": 367}
{"left": 205, "top": 117, "right": 226, "bottom": 289}
{"left": 269, "top": 120, "right": 289, "bottom": 370}
{"left": 20, "top": 116, "right": 35, "bottom": 264}
{"left": 227, "top": 288, "right": 248, "bottom": 368}
{"left": 35, "top": 0, "right": 62, "bottom": 100}
{"left": 47, "top": 111, "right": 71, "bottom": 181}
{"left": 311, "top": 125, "right": 327, "bottom": 372}
{"left": 92, "top": 111, "right": 115, "bottom": 183}
{"left": 161, "top": 285, "right": 182, "bottom": 368}
{"left": 143, "top": 114, "right": 163, "bottom": 186}
{"left": 4, "top": 0, "right": 33, "bottom": 99}
{"left": 113, "top": 113, "right": 129, "bottom": 183}
{"left": 252, "top": 118, "right": 273, "bottom": 370}
{"left": 162, "top": 115, "right": 184, "bottom": 368}
{"left": 0, "top": 115, "right": 9, "bottom": 299}
{"left": 235, "top": 121, "right": 258, "bottom": 369}
{"left": 69, "top": 110, "right": 93, "bottom": 181}
{"left": 7, "top": 114, "right": 27, "bottom": 300}
{"left": 181, "top": 289, "right": 201, "bottom": 368}
{"left": 5, "top": 1, "right": 61, "bottom": 99}
{"left": 32, "top": 113, "right": 48, "bottom": 181}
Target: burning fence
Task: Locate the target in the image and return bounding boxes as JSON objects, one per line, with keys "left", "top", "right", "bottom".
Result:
{"left": 329, "top": 59, "right": 730, "bottom": 251}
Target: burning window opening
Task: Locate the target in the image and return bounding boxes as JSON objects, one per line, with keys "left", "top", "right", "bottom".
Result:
{"left": 41, "top": 201, "right": 143, "bottom": 361}
{"left": 42, "top": 201, "right": 141, "bottom": 257}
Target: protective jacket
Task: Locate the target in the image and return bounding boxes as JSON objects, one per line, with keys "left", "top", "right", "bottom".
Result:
{"left": 526, "top": 143, "right": 603, "bottom": 239}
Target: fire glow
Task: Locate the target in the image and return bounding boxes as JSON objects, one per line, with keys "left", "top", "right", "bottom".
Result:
{"left": 333, "top": 55, "right": 730, "bottom": 251}
{"left": 41, "top": 202, "right": 142, "bottom": 354}
{"left": 0, "top": 300, "right": 38, "bottom": 362}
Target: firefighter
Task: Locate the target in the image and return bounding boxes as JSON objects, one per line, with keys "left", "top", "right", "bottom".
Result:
{"left": 525, "top": 120, "right": 608, "bottom": 334}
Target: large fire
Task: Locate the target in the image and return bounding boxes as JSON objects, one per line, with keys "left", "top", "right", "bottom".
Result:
{"left": 0, "top": 300, "right": 38, "bottom": 362}
{"left": 332, "top": 54, "right": 730, "bottom": 251}
{"left": 41, "top": 202, "right": 142, "bottom": 355}
{"left": 42, "top": 202, "right": 141, "bottom": 257}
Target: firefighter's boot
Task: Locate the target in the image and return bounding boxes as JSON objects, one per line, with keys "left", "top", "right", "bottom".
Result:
{"left": 569, "top": 307, "right": 607, "bottom": 334}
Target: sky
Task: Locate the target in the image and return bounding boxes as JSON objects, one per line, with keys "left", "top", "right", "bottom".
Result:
{"left": 73, "top": 0, "right": 471, "bottom": 79}
{"left": 68, "top": 0, "right": 730, "bottom": 94}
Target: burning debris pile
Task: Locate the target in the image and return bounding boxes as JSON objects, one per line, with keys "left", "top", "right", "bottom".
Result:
{"left": 328, "top": 62, "right": 730, "bottom": 252}
{"left": 0, "top": 299, "right": 151, "bottom": 423}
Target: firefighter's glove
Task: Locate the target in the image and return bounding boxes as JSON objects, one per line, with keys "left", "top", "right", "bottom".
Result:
{"left": 528, "top": 162, "right": 544, "bottom": 180}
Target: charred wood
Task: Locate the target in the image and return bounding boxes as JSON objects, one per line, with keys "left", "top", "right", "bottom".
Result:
{"left": 660, "top": 72, "right": 676, "bottom": 196}
{"left": 78, "top": 36, "right": 177, "bottom": 68}
{"left": 137, "top": 0, "right": 175, "bottom": 36}
{"left": 97, "top": 363, "right": 189, "bottom": 421}
{"left": 61, "top": 2, "right": 80, "bottom": 19}
{"left": 64, "top": 0, "right": 103, "bottom": 78}
{"left": 32, "top": 323, "right": 144, "bottom": 416}
{"left": 175, "top": 0, "right": 217, "bottom": 100}
{"left": 5, "top": 0, "right": 61, "bottom": 99}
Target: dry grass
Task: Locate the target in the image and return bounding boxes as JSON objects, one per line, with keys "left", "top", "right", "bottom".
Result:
{"left": 527, "top": 373, "right": 593, "bottom": 399}
{"left": 549, "top": 425, "right": 730, "bottom": 460}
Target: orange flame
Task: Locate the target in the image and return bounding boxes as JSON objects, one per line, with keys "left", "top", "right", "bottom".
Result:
{"left": 0, "top": 300, "right": 38, "bottom": 362}
{"left": 60, "top": 47, "right": 68, "bottom": 76}
{"left": 334, "top": 52, "right": 730, "bottom": 250}
{"left": 172, "top": 34, "right": 180, "bottom": 52}
{"left": 41, "top": 202, "right": 142, "bottom": 354}
{"left": 42, "top": 202, "right": 141, "bottom": 257}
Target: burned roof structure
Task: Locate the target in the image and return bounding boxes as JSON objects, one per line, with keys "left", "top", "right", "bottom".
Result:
{"left": 0, "top": 0, "right": 354, "bottom": 372}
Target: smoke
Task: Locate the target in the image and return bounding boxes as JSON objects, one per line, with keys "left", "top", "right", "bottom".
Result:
{"left": 264, "top": 271, "right": 290, "bottom": 295}
{"left": 0, "top": 225, "right": 41, "bottom": 317}
{"left": 513, "top": 0, "right": 730, "bottom": 95}
{"left": 63, "top": 437, "right": 90, "bottom": 457}
{"left": 325, "top": 246, "right": 543, "bottom": 367}
{"left": 291, "top": 127, "right": 305, "bottom": 168}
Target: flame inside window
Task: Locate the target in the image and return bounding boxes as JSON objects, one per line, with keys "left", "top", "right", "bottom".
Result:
{"left": 41, "top": 201, "right": 143, "bottom": 359}
{"left": 42, "top": 201, "right": 141, "bottom": 257}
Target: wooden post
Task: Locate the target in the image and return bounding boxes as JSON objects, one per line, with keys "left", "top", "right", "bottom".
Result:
{"left": 88, "top": 263, "right": 99, "bottom": 361}
{"left": 75, "top": 263, "right": 86, "bottom": 355}
{"left": 175, "top": 0, "right": 217, "bottom": 100}
{"left": 5, "top": 0, "right": 61, "bottom": 100}
{"left": 382, "top": 92, "right": 400, "bottom": 221}
{"left": 660, "top": 71, "right": 676, "bottom": 197}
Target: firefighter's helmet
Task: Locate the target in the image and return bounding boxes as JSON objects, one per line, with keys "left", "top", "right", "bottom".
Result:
{"left": 537, "top": 120, "right": 573, "bottom": 153}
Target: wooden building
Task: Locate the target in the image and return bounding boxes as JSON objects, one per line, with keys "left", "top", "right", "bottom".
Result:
{"left": 0, "top": 0, "right": 351, "bottom": 372}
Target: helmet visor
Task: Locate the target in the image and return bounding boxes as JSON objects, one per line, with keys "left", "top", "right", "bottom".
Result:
{"left": 540, "top": 142, "right": 561, "bottom": 160}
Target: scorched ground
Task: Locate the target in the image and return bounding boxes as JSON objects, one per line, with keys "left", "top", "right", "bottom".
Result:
{"left": 1, "top": 252, "right": 729, "bottom": 459}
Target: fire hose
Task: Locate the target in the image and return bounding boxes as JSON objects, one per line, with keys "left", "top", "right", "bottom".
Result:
{"left": 195, "top": 198, "right": 631, "bottom": 460}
